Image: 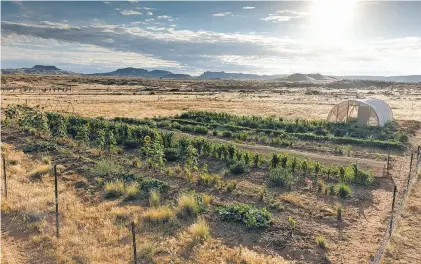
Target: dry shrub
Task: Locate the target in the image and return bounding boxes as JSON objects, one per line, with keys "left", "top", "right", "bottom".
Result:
{"left": 149, "top": 189, "right": 160, "bottom": 207}
{"left": 281, "top": 193, "right": 304, "bottom": 207}
{"left": 143, "top": 206, "right": 175, "bottom": 224}
{"left": 104, "top": 180, "right": 125, "bottom": 198}
{"left": 138, "top": 242, "right": 156, "bottom": 261}
{"left": 202, "top": 194, "right": 214, "bottom": 206}
{"left": 41, "top": 156, "right": 51, "bottom": 165}
{"left": 125, "top": 182, "right": 139, "bottom": 200}
{"left": 189, "top": 217, "right": 210, "bottom": 241}
{"left": 229, "top": 246, "right": 289, "bottom": 264}
{"left": 28, "top": 165, "right": 51, "bottom": 179}
{"left": 176, "top": 193, "right": 198, "bottom": 218}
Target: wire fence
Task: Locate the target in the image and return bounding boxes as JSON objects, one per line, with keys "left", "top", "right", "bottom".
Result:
{"left": 371, "top": 147, "right": 421, "bottom": 263}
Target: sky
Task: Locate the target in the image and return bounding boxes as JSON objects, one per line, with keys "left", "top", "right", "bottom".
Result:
{"left": 1, "top": 1, "right": 421, "bottom": 76}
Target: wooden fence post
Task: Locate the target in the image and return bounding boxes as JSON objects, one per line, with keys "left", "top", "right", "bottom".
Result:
{"left": 54, "top": 164, "right": 59, "bottom": 238}
{"left": 131, "top": 221, "right": 137, "bottom": 264}
{"left": 3, "top": 157, "right": 7, "bottom": 199}
{"left": 391, "top": 185, "right": 397, "bottom": 212}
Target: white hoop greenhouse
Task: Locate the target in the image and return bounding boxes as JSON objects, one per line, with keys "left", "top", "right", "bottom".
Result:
{"left": 327, "top": 99, "right": 393, "bottom": 127}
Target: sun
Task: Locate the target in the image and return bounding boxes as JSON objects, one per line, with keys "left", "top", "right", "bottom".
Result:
{"left": 310, "top": 0, "right": 358, "bottom": 46}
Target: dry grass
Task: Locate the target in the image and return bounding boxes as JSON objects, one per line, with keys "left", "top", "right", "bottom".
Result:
{"left": 138, "top": 242, "right": 156, "bottom": 261}
{"left": 124, "top": 181, "right": 139, "bottom": 200}
{"left": 189, "top": 217, "right": 210, "bottom": 241}
{"left": 384, "top": 178, "right": 421, "bottom": 263}
{"left": 104, "top": 180, "right": 125, "bottom": 198}
{"left": 5, "top": 151, "right": 24, "bottom": 165}
{"left": 2, "top": 75, "right": 420, "bottom": 121}
{"left": 280, "top": 192, "right": 305, "bottom": 208}
{"left": 142, "top": 206, "right": 175, "bottom": 224}
{"left": 148, "top": 189, "right": 160, "bottom": 207}
{"left": 1, "top": 130, "right": 292, "bottom": 264}
{"left": 176, "top": 193, "right": 199, "bottom": 218}
{"left": 229, "top": 246, "right": 290, "bottom": 264}
{"left": 28, "top": 165, "right": 51, "bottom": 179}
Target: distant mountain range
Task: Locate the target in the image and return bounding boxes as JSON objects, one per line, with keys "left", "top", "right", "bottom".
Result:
{"left": 1, "top": 65, "right": 75, "bottom": 75}
{"left": 2, "top": 65, "right": 421, "bottom": 83}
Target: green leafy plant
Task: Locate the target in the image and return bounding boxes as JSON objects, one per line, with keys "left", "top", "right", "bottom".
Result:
{"left": 268, "top": 168, "right": 293, "bottom": 188}
{"left": 218, "top": 203, "right": 272, "bottom": 228}
{"left": 229, "top": 161, "right": 248, "bottom": 175}
{"left": 338, "top": 183, "right": 352, "bottom": 199}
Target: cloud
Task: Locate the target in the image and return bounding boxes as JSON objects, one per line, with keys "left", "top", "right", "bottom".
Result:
{"left": 120, "top": 10, "right": 143, "bottom": 16}
{"left": 261, "top": 10, "right": 308, "bottom": 22}
{"left": 147, "top": 11, "right": 153, "bottom": 16}
{"left": 156, "top": 15, "right": 174, "bottom": 22}
{"left": 146, "top": 27, "right": 166, "bottom": 31}
{"left": 2, "top": 35, "right": 183, "bottom": 72}
{"left": 242, "top": 6, "right": 255, "bottom": 10}
{"left": 2, "top": 21, "right": 421, "bottom": 75}
{"left": 213, "top": 12, "right": 231, "bottom": 17}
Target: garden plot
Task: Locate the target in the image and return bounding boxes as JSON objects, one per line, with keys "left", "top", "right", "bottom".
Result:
{"left": 0, "top": 105, "right": 406, "bottom": 263}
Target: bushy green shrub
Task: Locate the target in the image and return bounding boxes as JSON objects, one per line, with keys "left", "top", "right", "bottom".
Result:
{"left": 164, "top": 148, "right": 179, "bottom": 161}
{"left": 218, "top": 203, "right": 272, "bottom": 228}
{"left": 268, "top": 168, "right": 293, "bottom": 188}
{"left": 23, "top": 142, "right": 58, "bottom": 153}
{"left": 222, "top": 130, "right": 233, "bottom": 138}
{"left": 394, "top": 132, "right": 408, "bottom": 143}
{"left": 140, "top": 178, "right": 169, "bottom": 195}
{"left": 171, "top": 122, "right": 182, "bottom": 130}
{"left": 229, "top": 162, "right": 248, "bottom": 175}
{"left": 89, "top": 159, "right": 122, "bottom": 177}
{"left": 194, "top": 125, "right": 208, "bottom": 135}
{"left": 338, "top": 183, "right": 352, "bottom": 198}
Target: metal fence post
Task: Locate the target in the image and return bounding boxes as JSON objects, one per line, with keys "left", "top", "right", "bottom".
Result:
{"left": 2, "top": 157, "right": 7, "bottom": 199}
{"left": 391, "top": 185, "right": 397, "bottom": 212}
{"left": 131, "top": 221, "right": 137, "bottom": 264}
{"left": 54, "top": 164, "right": 59, "bottom": 238}
{"left": 407, "top": 153, "right": 414, "bottom": 189}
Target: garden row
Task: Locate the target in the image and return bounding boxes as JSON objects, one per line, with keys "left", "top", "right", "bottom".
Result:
{"left": 168, "top": 111, "right": 407, "bottom": 148}
{"left": 114, "top": 114, "right": 406, "bottom": 150}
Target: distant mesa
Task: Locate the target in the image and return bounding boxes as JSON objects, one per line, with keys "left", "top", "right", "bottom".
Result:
{"left": 88, "top": 67, "right": 173, "bottom": 78}
{"left": 1, "top": 65, "right": 420, "bottom": 82}
{"left": 1, "top": 65, "right": 74, "bottom": 75}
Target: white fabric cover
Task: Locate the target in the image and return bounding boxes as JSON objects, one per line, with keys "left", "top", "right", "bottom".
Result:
{"left": 327, "top": 98, "right": 393, "bottom": 126}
